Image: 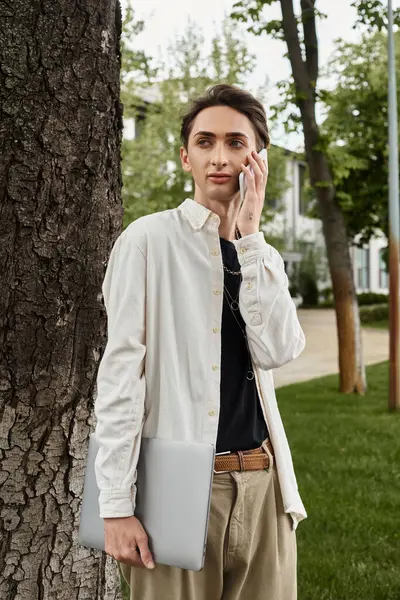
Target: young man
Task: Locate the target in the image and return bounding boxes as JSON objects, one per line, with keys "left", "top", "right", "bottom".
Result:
{"left": 94, "top": 84, "right": 307, "bottom": 600}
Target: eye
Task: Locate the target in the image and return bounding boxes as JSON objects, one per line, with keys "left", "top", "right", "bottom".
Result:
{"left": 198, "top": 139, "right": 210, "bottom": 146}
{"left": 230, "top": 140, "right": 244, "bottom": 147}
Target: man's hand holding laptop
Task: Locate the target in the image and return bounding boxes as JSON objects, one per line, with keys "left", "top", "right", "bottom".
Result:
{"left": 104, "top": 516, "right": 155, "bottom": 569}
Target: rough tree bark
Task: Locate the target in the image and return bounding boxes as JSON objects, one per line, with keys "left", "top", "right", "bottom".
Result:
{"left": 0, "top": 1, "right": 124, "bottom": 598}
{"left": 279, "top": 0, "right": 366, "bottom": 393}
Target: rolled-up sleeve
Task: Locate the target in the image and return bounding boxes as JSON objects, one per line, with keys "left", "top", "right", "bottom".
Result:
{"left": 94, "top": 228, "right": 147, "bottom": 518}
{"left": 235, "top": 232, "right": 305, "bottom": 371}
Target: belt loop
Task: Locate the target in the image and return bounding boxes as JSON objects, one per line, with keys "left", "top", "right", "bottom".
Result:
{"left": 237, "top": 450, "right": 245, "bottom": 471}
{"left": 261, "top": 439, "right": 274, "bottom": 472}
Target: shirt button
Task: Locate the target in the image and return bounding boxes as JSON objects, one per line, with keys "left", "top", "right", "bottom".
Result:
{"left": 208, "top": 410, "right": 217, "bottom": 417}
{"left": 240, "top": 247, "right": 247, "bottom": 254}
{"left": 213, "top": 289, "right": 221, "bottom": 295}
{"left": 246, "top": 283, "right": 253, "bottom": 290}
{"left": 213, "top": 327, "right": 220, "bottom": 333}
{"left": 212, "top": 365, "right": 219, "bottom": 371}
{"left": 211, "top": 248, "right": 219, "bottom": 256}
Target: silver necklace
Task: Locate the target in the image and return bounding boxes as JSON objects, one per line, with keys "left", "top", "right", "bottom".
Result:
{"left": 221, "top": 224, "right": 255, "bottom": 380}
{"left": 223, "top": 279, "right": 240, "bottom": 311}
{"left": 222, "top": 226, "right": 242, "bottom": 276}
{"left": 223, "top": 264, "right": 241, "bottom": 276}
{"left": 222, "top": 242, "right": 255, "bottom": 380}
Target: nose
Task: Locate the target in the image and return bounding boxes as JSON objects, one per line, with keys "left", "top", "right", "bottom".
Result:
{"left": 211, "top": 144, "right": 228, "bottom": 168}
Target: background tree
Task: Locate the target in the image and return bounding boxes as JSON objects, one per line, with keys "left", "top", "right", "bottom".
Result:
{"left": 320, "top": 0, "right": 400, "bottom": 259}
{"left": 322, "top": 32, "right": 390, "bottom": 247}
{"left": 231, "top": 0, "right": 367, "bottom": 394}
{"left": 120, "top": 14, "right": 290, "bottom": 228}
{"left": 0, "top": 1, "right": 127, "bottom": 598}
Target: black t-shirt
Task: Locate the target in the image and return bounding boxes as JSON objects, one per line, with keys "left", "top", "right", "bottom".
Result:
{"left": 216, "top": 236, "right": 269, "bottom": 454}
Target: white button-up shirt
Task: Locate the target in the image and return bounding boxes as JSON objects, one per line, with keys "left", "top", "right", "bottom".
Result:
{"left": 94, "top": 198, "right": 307, "bottom": 529}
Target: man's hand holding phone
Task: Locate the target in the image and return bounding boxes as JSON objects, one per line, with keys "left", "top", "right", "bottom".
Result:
{"left": 237, "top": 148, "right": 268, "bottom": 237}
{"left": 104, "top": 515, "right": 155, "bottom": 569}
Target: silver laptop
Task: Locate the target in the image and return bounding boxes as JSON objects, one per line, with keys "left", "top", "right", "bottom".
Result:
{"left": 79, "top": 434, "right": 215, "bottom": 571}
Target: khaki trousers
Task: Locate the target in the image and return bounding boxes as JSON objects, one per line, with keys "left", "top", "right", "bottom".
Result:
{"left": 119, "top": 463, "right": 297, "bottom": 600}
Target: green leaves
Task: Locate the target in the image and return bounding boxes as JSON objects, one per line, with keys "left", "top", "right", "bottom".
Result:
{"left": 229, "top": 0, "right": 395, "bottom": 244}
{"left": 247, "top": 19, "right": 285, "bottom": 40}
{"left": 120, "top": 6, "right": 157, "bottom": 84}
{"left": 321, "top": 30, "right": 394, "bottom": 242}
{"left": 232, "top": 0, "right": 277, "bottom": 18}
{"left": 351, "top": 0, "right": 400, "bottom": 31}
{"left": 231, "top": 0, "right": 284, "bottom": 39}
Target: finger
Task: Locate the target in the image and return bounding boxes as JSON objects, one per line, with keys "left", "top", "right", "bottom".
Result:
{"left": 130, "top": 560, "right": 147, "bottom": 569}
{"left": 240, "top": 164, "right": 256, "bottom": 191}
{"left": 249, "top": 151, "right": 267, "bottom": 177}
{"left": 241, "top": 163, "right": 253, "bottom": 176}
{"left": 248, "top": 155, "right": 265, "bottom": 191}
{"left": 251, "top": 154, "right": 269, "bottom": 194}
{"left": 122, "top": 557, "right": 147, "bottom": 569}
{"left": 128, "top": 551, "right": 147, "bottom": 569}
{"left": 136, "top": 535, "right": 155, "bottom": 569}
{"left": 118, "top": 547, "right": 147, "bottom": 569}
{"left": 251, "top": 151, "right": 268, "bottom": 179}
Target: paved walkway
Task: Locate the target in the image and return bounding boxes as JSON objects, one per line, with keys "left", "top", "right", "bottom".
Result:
{"left": 273, "top": 309, "right": 389, "bottom": 388}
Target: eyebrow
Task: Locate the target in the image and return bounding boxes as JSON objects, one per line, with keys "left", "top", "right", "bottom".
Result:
{"left": 193, "top": 131, "right": 250, "bottom": 140}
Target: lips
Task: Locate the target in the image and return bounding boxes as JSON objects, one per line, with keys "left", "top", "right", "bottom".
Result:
{"left": 208, "top": 175, "right": 232, "bottom": 183}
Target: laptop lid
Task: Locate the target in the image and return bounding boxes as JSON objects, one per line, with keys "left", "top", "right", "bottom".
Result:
{"left": 79, "top": 434, "right": 215, "bottom": 571}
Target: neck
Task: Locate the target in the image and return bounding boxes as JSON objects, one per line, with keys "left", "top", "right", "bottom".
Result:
{"left": 193, "top": 190, "right": 242, "bottom": 241}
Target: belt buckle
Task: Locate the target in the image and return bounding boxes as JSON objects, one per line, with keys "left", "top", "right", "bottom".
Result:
{"left": 214, "top": 450, "right": 232, "bottom": 475}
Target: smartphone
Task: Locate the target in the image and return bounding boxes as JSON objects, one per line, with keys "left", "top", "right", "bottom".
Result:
{"left": 239, "top": 148, "right": 268, "bottom": 203}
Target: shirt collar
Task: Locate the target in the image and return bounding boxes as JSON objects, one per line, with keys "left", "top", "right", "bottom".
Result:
{"left": 178, "top": 198, "right": 220, "bottom": 231}
{"left": 177, "top": 198, "right": 246, "bottom": 248}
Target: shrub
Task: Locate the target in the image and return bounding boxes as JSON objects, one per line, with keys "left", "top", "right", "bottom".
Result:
{"left": 357, "top": 292, "right": 389, "bottom": 306}
{"left": 319, "top": 286, "right": 333, "bottom": 303}
{"left": 319, "top": 300, "right": 334, "bottom": 308}
{"left": 319, "top": 292, "right": 389, "bottom": 309}
{"left": 359, "top": 303, "right": 388, "bottom": 325}
{"left": 298, "top": 271, "right": 319, "bottom": 306}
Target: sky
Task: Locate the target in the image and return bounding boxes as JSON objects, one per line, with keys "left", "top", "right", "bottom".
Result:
{"left": 120, "top": 0, "right": 397, "bottom": 151}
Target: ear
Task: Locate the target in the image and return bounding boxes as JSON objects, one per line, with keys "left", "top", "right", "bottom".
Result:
{"left": 180, "top": 146, "right": 192, "bottom": 173}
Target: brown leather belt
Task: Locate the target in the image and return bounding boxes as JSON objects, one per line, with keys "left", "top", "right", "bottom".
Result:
{"left": 214, "top": 439, "right": 274, "bottom": 473}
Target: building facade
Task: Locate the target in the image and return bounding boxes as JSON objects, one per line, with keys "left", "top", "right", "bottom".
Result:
{"left": 350, "top": 235, "right": 388, "bottom": 295}
{"left": 264, "top": 152, "right": 329, "bottom": 288}
{"left": 264, "top": 152, "right": 389, "bottom": 296}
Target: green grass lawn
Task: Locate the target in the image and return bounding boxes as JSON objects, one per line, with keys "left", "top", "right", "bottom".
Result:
{"left": 121, "top": 361, "right": 399, "bottom": 599}
{"left": 277, "top": 361, "right": 399, "bottom": 600}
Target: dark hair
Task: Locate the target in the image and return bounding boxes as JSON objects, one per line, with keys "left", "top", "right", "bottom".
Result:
{"left": 180, "top": 84, "right": 270, "bottom": 152}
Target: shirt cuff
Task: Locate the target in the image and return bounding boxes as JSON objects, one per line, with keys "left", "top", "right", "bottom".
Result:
{"left": 98, "top": 487, "right": 136, "bottom": 519}
{"left": 234, "top": 231, "right": 282, "bottom": 266}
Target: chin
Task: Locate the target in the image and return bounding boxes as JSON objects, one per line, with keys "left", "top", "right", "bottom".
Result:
{"left": 195, "top": 183, "right": 239, "bottom": 203}
{"left": 210, "top": 192, "right": 231, "bottom": 201}
{"left": 206, "top": 187, "right": 237, "bottom": 201}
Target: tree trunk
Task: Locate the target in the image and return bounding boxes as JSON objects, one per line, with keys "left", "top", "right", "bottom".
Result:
{"left": 0, "top": 1, "right": 124, "bottom": 598}
{"left": 280, "top": 0, "right": 366, "bottom": 393}
{"left": 307, "top": 156, "right": 366, "bottom": 394}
